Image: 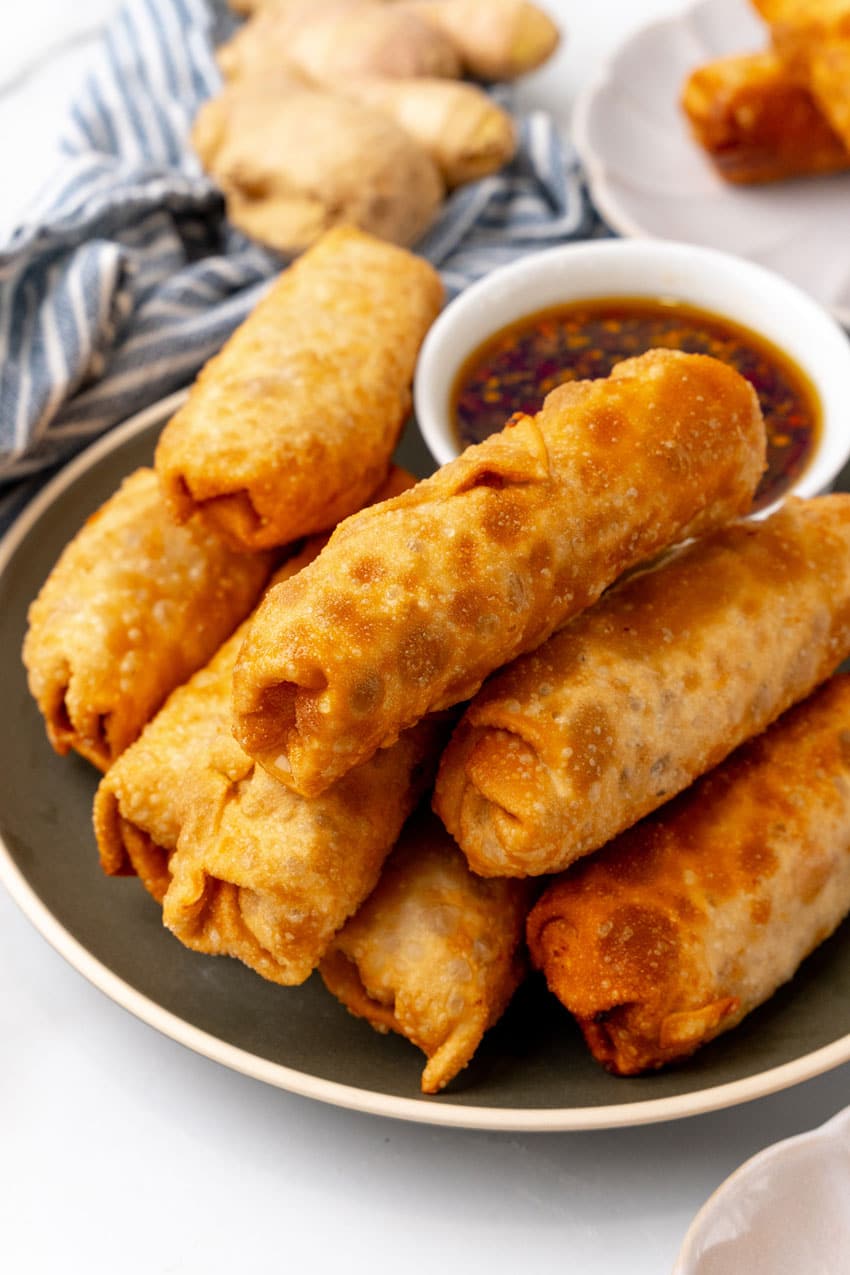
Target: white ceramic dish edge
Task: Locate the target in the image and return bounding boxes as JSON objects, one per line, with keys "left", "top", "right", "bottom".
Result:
{"left": 570, "top": 0, "right": 850, "bottom": 329}
{"left": 672, "top": 1103, "right": 850, "bottom": 1273}
{"left": 3, "top": 394, "right": 850, "bottom": 1132}
{"left": 414, "top": 239, "right": 850, "bottom": 514}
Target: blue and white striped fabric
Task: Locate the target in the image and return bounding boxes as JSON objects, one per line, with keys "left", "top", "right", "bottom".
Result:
{"left": 0, "top": 0, "right": 599, "bottom": 531}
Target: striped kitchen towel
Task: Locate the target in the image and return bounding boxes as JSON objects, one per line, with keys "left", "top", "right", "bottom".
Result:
{"left": 0, "top": 0, "right": 599, "bottom": 532}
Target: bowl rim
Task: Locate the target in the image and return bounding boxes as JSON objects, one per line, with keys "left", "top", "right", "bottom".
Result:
{"left": 671, "top": 1103, "right": 850, "bottom": 1273}
{"left": 568, "top": 0, "right": 850, "bottom": 329}
{"left": 413, "top": 237, "right": 850, "bottom": 511}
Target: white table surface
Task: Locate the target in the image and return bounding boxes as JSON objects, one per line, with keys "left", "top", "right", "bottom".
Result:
{"left": 3, "top": 3, "right": 849, "bottom": 1273}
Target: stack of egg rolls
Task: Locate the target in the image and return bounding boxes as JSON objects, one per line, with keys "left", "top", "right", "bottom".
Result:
{"left": 527, "top": 674, "right": 850, "bottom": 1074}
{"left": 233, "top": 348, "right": 765, "bottom": 797}
{"left": 94, "top": 473, "right": 454, "bottom": 985}
{"left": 28, "top": 210, "right": 850, "bottom": 1092}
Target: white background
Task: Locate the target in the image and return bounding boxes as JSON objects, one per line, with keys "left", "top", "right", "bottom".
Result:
{"left": 2, "top": 3, "right": 848, "bottom": 1273}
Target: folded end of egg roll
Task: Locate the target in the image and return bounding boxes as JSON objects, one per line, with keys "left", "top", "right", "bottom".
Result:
{"left": 527, "top": 675, "right": 850, "bottom": 1074}
{"left": 319, "top": 810, "right": 531, "bottom": 1093}
{"left": 155, "top": 226, "right": 443, "bottom": 552}
{"left": 681, "top": 51, "right": 850, "bottom": 183}
{"left": 23, "top": 467, "right": 272, "bottom": 771}
{"left": 93, "top": 783, "right": 172, "bottom": 903}
{"left": 162, "top": 713, "right": 450, "bottom": 986}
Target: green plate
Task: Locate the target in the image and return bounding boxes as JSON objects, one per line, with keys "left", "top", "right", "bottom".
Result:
{"left": 2, "top": 392, "right": 850, "bottom": 1131}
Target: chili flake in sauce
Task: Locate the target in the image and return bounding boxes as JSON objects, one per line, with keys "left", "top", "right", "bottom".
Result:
{"left": 451, "top": 297, "right": 820, "bottom": 511}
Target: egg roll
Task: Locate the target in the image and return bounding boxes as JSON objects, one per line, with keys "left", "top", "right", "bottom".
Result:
{"left": 681, "top": 51, "right": 850, "bottom": 183}
{"left": 754, "top": 0, "right": 850, "bottom": 149}
{"left": 320, "top": 810, "right": 531, "bottom": 1093}
{"left": 435, "top": 495, "right": 850, "bottom": 878}
{"left": 155, "top": 226, "right": 443, "bottom": 552}
{"left": 527, "top": 674, "right": 850, "bottom": 1075}
{"left": 23, "top": 467, "right": 272, "bottom": 773}
{"left": 233, "top": 348, "right": 765, "bottom": 797}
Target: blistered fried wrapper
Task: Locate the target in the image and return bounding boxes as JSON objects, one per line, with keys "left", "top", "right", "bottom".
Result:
{"left": 320, "top": 809, "right": 531, "bottom": 1093}
{"left": 155, "top": 226, "right": 443, "bottom": 551}
{"left": 527, "top": 675, "right": 850, "bottom": 1075}
{"left": 754, "top": 0, "right": 850, "bottom": 151}
{"left": 435, "top": 496, "right": 850, "bottom": 877}
{"left": 23, "top": 467, "right": 272, "bottom": 772}
{"left": 681, "top": 51, "right": 850, "bottom": 184}
{"left": 233, "top": 348, "right": 766, "bottom": 798}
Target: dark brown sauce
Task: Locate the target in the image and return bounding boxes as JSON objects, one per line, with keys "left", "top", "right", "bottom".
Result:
{"left": 451, "top": 296, "right": 821, "bottom": 511}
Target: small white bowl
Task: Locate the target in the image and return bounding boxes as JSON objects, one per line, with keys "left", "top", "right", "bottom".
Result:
{"left": 673, "top": 1104, "right": 850, "bottom": 1275}
{"left": 413, "top": 239, "right": 850, "bottom": 510}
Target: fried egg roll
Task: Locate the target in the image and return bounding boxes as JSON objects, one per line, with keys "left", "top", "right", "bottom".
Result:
{"left": 435, "top": 495, "right": 850, "bottom": 878}
{"left": 233, "top": 348, "right": 765, "bottom": 798}
{"left": 23, "top": 467, "right": 272, "bottom": 773}
{"left": 527, "top": 674, "right": 850, "bottom": 1075}
{"left": 320, "top": 810, "right": 531, "bottom": 1093}
{"left": 155, "top": 226, "right": 443, "bottom": 552}
{"left": 681, "top": 51, "right": 850, "bottom": 183}
{"left": 754, "top": 0, "right": 850, "bottom": 149}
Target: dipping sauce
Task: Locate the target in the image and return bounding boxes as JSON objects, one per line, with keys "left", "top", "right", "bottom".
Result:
{"left": 451, "top": 297, "right": 821, "bottom": 511}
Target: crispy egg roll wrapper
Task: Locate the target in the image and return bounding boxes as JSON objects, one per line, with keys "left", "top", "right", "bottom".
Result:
{"left": 23, "top": 467, "right": 272, "bottom": 772}
{"left": 681, "top": 52, "right": 850, "bottom": 184}
{"left": 435, "top": 495, "right": 850, "bottom": 877}
{"left": 320, "top": 810, "right": 531, "bottom": 1093}
{"left": 754, "top": 0, "right": 850, "bottom": 149}
{"left": 527, "top": 675, "right": 850, "bottom": 1075}
{"left": 155, "top": 226, "right": 443, "bottom": 552}
{"left": 233, "top": 348, "right": 765, "bottom": 798}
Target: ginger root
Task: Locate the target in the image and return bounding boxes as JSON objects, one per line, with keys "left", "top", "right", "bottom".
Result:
{"left": 399, "top": 0, "right": 560, "bottom": 80}
{"left": 219, "top": 1, "right": 461, "bottom": 85}
{"left": 223, "top": 0, "right": 559, "bottom": 83}
{"left": 193, "top": 80, "right": 444, "bottom": 254}
{"left": 341, "top": 77, "right": 516, "bottom": 186}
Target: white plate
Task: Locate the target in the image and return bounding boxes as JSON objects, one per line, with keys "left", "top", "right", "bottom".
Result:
{"left": 573, "top": 0, "right": 850, "bottom": 325}
{"left": 3, "top": 395, "right": 850, "bottom": 1132}
{"left": 674, "top": 1104, "right": 850, "bottom": 1273}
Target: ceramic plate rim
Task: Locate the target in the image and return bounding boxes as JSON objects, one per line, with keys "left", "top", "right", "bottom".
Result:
{"left": 4, "top": 393, "right": 850, "bottom": 1132}
{"left": 571, "top": 0, "right": 850, "bottom": 330}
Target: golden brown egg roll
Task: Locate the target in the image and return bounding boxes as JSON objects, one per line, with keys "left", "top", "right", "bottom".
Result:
{"left": 22, "top": 467, "right": 272, "bottom": 773}
{"left": 527, "top": 674, "right": 850, "bottom": 1075}
{"left": 681, "top": 51, "right": 850, "bottom": 183}
{"left": 233, "top": 348, "right": 765, "bottom": 798}
{"left": 155, "top": 226, "right": 443, "bottom": 552}
{"left": 434, "top": 495, "right": 850, "bottom": 878}
{"left": 754, "top": 0, "right": 850, "bottom": 149}
{"left": 320, "top": 809, "right": 531, "bottom": 1093}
